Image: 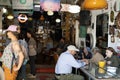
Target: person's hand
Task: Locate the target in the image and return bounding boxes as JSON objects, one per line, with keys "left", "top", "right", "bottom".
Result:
{"left": 81, "top": 59, "right": 89, "bottom": 64}
{"left": 107, "top": 61, "right": 111, "bottom": 65}
{"left": 13, "top": 66, "right": 20, "bottom": 72}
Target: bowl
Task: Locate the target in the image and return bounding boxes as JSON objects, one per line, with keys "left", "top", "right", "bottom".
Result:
{"left": 107, "top": 66, "right": 117, "bottom": 76}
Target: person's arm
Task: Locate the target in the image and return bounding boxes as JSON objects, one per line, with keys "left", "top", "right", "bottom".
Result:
{"left": 82, "top": 52, "right": 84, "bottom": 59}
{"left": 67, "top": 55, "right": 86, "bottom": 68}
{"left": 13, "top": 42, "right": 24, "bottom": 71}
{"left": 111, "top": 56, "right": 120, "bottom": 67}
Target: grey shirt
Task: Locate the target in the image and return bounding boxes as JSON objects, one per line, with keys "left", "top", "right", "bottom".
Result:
{"left": 28, "top": 37, "right": 37, "bottom": 56}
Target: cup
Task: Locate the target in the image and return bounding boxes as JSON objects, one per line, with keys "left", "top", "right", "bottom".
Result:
{"left": 107, "top": 66, "right": 117, "bottom": 76}
{"left": 98, "top": 60, "right": 106, "bottom": 73}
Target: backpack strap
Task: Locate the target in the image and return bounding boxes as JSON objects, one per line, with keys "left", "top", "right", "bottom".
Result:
{"left": 10, "top": 43, "right": 17, "bottom": 73}
{"left": 11, "top": 52, "right": 15, "bottom": 73}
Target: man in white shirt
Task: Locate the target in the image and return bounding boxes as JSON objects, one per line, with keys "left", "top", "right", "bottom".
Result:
{"left": 55, "top": 45, "right": 88, "bottom": 80}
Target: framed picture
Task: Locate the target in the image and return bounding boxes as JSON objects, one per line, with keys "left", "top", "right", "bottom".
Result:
{"left": 40, "top": 0, "right": 60, "bottom": 11}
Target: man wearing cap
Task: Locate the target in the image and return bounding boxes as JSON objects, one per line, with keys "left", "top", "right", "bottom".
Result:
{"left": 55, "top": 45, "right": 88, "bottom": 80}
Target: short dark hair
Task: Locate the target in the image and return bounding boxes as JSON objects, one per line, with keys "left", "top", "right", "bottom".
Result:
{"left": 106, "top": 47, "right": 117, "bottom": 55}
{"left": 92, "top": 47, "right": 101, "bottom": 53}
{"left": 6, "top": 31, "right": 19, "bottom": 39}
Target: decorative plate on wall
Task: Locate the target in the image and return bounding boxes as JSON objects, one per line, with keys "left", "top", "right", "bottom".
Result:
{"left": 115, "top": 12, "right": 120, "bottom": 29}
{"left": 110, "top": 10, "right": 114, "bottom": 23}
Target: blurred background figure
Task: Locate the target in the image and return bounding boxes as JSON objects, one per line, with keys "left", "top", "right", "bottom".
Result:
{"left": 45, "top": 37, "right": 53, "bottom": 53}
{"left": 90, "top": 47, "right": 104, "bottom": 65}
{"left": 56, "top": 37, "right": 66, "bottom": 55}
{"left": 82, "top": 47, "right": 92, "bottom": 59}
{"left": 27, "top": 30, "right": 37, "bottom": 78}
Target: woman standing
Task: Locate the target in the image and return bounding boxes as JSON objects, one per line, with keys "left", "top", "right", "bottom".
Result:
{"left": 1, "top": 25, "right": 24, "bottom": 80}
{"left": 105, "top": 47, "right": 120, "bottom": 67}
{"left": 27, "top": 30, "right": 37, "bottom": 78}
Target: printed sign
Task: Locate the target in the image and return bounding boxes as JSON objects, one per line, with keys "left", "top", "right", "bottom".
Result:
{"left": 12, "top": 0, "right": 33, "bottom": 10}
{"left": 0, "top": 0, "right": 11, "bottom": 6}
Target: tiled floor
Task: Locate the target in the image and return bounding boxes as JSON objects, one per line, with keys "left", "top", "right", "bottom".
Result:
{"left": 26, "top": 53, "right": 56, "bottom": 80}
{"left": 26, "top": 64, "right": 55, "bottom": 80}
{"left": 27, "top": 73, "right": 55, "bottom": 80}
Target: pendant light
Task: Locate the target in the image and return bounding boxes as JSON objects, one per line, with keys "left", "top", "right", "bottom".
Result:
{"left": 55, "top": 18, "right": 61, "bottom": 23}
{"left": 82, "top": 0, "right": 108, "bottom": 10}
{"left": 68, "top": 5, "right": 81, "bottom": 13}
{"left": 47, "top": 10, "right": 54, "bottom": 16}
{"left": 7, "top": 15, "right": 14, "bottom": 20}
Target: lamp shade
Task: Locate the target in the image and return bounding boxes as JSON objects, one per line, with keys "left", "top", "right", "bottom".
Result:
{"left": 68, "top": 5, "right": 81, "bottom": 13}
{"left": 7, "top": 15, "right": 14, "bottom": 20}
{"left": 82, "top": 0, "right": 108, "bottom": 10}
{"left": 47, "top": 10, "right": 54, "bottom": 16}
{"left": 56, "top": 18, "right": 61, "bottom": 23}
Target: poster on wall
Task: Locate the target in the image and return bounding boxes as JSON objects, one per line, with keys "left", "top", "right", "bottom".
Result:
{"left": 40, "top": 0, "right": 60, "bottom": 11}
{"left": 0, "top": 0, "right": 11, "bottom": 6}
{"left": 12, "top": 0, "right": 33, "bottom": 10}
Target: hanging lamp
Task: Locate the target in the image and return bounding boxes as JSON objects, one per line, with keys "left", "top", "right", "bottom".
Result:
{"left": 68, "top": 5, "right": 81, "bottom": 13}
{"left": 55, "top": 18, "right": 61, "bottom": 23}
{"left": 47, "top": 10, "right": 54, "bottom": 16}
{"left": 7, "top": 15, "right": 14, "bottom": 20}
{"left": 82, "top": 0, "right": 108, "bottom": 10}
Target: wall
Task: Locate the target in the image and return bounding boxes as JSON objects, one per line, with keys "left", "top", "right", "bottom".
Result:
{"left": 106, "top": 0, "right": 120, "bottom": 52}
{"left": 0, "top": 11, "right": 2, "bottom": 30}
{"left": 89, "top": 0, "right": 120, "bottom": 50}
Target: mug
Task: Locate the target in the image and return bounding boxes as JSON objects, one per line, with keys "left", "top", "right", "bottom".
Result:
{"left": 99, "top": 60, "right": 106, "bottom": 68}
{"left": 98, "top": 60, "right": 106, "bottom": 73}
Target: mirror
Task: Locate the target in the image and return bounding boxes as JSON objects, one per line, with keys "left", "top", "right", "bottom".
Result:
{"left": 96, "top": 13, "right": 108, "bottom": 56}
{"left": 86, "top": 33, "right": 94, "bottom": 48}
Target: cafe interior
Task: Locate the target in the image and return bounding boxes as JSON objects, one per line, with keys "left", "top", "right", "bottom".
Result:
{"left": 0, "top": 0, "right": 120, "bottom": 80}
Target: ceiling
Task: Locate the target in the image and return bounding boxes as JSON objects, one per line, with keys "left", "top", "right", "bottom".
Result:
{"left": 6, "top": 0, "right": 84, "bottom": 26}
{"left": 4, "top": 0, "right": 85, "bottom": 12}
{"left": 60, "top": 0, "right": 84, "bottom": 6}
{"left": 33, "top": 0, "right": 84, "bottom": 12}
{"left": 33, "top": 0, "right": 84, "bottom": 6}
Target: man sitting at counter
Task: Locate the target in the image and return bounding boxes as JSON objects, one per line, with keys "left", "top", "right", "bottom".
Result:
{"left": 55, "top": 45, "right": 88, "bottom": 80}
{"left": 90, "top": 47, "right": 104, "bottom": 65}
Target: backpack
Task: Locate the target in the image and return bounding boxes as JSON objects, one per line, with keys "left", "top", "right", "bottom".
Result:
{"left": 11, "top": 40, "right": 29, "bottom": 73}
{"left": 19, "top": 39, "right": 29, "bottom": 61}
